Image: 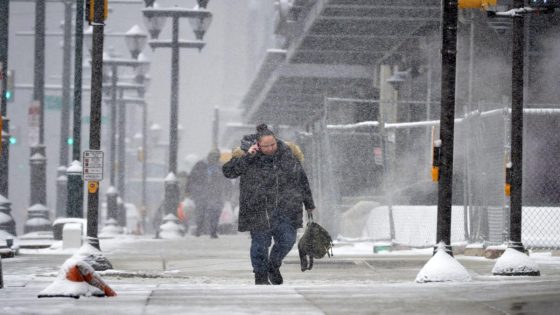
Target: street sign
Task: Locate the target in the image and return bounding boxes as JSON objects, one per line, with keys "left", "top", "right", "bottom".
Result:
{"left": 44, "top": 95, "right": 62, "bottom": 110}
{"left": 83, "top": 150, "right": 104, "bottom": 181}
{"left": 28, "top": 101, "right": 40, "bottom": 146}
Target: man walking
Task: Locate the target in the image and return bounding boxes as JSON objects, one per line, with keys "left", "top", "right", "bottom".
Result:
{"left": 223, "top": 124, "right": 315, "bottom": 285}
{"left": 188, "top": 150, "right": 230, "bottom": 238}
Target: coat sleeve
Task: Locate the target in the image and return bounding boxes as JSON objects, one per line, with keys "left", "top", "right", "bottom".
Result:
{"left": 222, "top": 154, "right": 254, "bottom": 179}
{"left": 298, "top": 164, "right": 315, "bottom": 210}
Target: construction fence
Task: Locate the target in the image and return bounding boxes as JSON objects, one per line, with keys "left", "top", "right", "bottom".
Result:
{"left": 298, "top": 97, "right": 560, "bottom": 249}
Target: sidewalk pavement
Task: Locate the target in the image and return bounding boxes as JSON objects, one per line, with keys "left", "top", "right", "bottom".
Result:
{"left": 2, "top": 233, "right": 560, "bottom": 314}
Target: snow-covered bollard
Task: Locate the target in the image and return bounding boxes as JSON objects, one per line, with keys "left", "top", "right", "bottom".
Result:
{"left": 159, "top": 213, "right": 185, "bottom": 239}
{"left": 38, "top": 257, "right": 116, "bottom": 299}
{"left": 62, "top": 223, "right": 82, "bottom": 249}
{"left": 492, "top": 247, "right": 540, "bottom": 276}
{"left": 99, "top": 218, "right": 124, "bottom": 238}
{"left": 415, "top": 242, "right": 471, "bottom": 283}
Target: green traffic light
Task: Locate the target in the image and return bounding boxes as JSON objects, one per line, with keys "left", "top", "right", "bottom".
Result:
{"left": 8, "top": 136, "right": 16, "bottom": 145}
{"left": 67, "top": 137, "right": 74, "bottom": 145}
{"left": 5, "top": 91, "right": 11, "bottom": 100}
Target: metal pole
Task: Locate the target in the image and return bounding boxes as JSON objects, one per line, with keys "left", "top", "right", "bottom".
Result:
{"left": 110, "top": 65, "right": 118, "bottom": 186}
{"left": 73, "top": 0, "right": 85, "bottom": 162}
{"left": 30, "top": 0, "right": 47, "bottom": 205}
{"left": 56, "top": 0, "right": 72, "bottom": 219}
{"left": 164, "top": 16, "right": 180, "bottom": 215}
{"left": 0, "top": 0, "right": 10, "bottom": 197}
{"left": 435, "top": 0, "right": 458, "bottom": 254}
{"left": 87, "top": 0, "right": 106, "bottom": 250}
{"left": 212, "top": 107, "right": 219, "bottom": 149}
{"left": 117, "top": 89, "right": 126, "bottom": 227}
{"left": 67, "top": 0, "right": 85, "bottom": 219}
{"left": 169, "top": 16, "right": 179, "bottom": 175}
{"left": 509, "top": 0, "right": 525, "bottom": 252}
{"left": 59, "top": 1, "right": 72, "bottom": 168}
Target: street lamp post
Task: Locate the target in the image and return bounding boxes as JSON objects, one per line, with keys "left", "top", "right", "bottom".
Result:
{"left": 67, "top": 0, "right": 86, "bottom": 220}
{"left": 55, "top": 0, "right": 73, "bottom": 219}
{"left": 142, "top": 1, "right": 212, "bottom": 231}
{"left": 24, "top": 0, "right": 50, "bottom": 234}
{"left": 100, "top": 56, "right": 149, "bottom": 227}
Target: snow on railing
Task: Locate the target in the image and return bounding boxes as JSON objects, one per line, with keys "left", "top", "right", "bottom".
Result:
{"left": 323, "top": 107, "right": 560, "bottom": 132}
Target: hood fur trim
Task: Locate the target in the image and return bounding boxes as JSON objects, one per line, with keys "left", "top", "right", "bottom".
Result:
{"left": 229, "top": 141, "right": 304, "bottom": 162}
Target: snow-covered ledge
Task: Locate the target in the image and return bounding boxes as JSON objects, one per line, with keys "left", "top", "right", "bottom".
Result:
{"left": 492, "top": 245, "right": 540, "bottom": 276}
{"left": 415, "top": 242, "right": 471, "bottom": 283}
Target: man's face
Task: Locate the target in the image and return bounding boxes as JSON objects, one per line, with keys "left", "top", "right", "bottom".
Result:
{"left": 258, "top": 135, "right": 277, "bottom": 156}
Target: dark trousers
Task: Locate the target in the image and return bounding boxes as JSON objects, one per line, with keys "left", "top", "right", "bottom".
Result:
{"left": 195, "top": 206, "right": 221, "bottom": 236}
{"left": 249, "top": 215, "right": 297, "bottom": 274}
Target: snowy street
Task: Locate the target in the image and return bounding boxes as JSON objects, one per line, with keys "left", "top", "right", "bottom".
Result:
{"left": 2, "top": 234, "right": 560, "bottom": 314}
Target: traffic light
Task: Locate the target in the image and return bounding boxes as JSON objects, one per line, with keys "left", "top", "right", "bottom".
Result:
{"left": 4, "top": 70, "right": 14, "bottom": 102}
{"left": 85, "top": 0, "right": 109, "bottom": 24}
{"left": 529, "top": 0, "right": 560, "bottom": 8}
{"left": 67, "top": 137, "right": 74, "bottom": 145}
{"left": 8, "top": 125, "right": 18, "bottom": 145}
{"left": 458, "top": 0, "right": 496, "bottom": 9}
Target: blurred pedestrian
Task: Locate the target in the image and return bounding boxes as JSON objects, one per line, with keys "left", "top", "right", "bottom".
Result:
{"left": 222, "top": 124, "right": 315, "bottom": 285}
{"left": 187, "top": 149, "right": 231, "bottom": 238}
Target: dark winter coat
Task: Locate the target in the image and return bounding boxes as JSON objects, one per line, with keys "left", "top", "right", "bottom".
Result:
{"left": 187, "top": 160, "right": 230, "bottom": 210}
{"left": 222, "top": 140, "right": 315, "bottom": 232}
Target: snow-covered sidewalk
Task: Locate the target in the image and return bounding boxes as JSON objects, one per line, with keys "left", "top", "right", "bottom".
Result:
{"left": 2, "top": 234, "right": 560, "bottom": 314}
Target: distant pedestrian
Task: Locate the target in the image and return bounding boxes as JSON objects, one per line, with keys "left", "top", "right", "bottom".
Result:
{"left": 187, "top": 150, "right": 231, "bottom": 238}
{"left": 222, "top": 124, "right": 315, "bottom": 285}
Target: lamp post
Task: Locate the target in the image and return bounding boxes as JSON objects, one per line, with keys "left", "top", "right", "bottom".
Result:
{"left": 24, "top": 0, "right": 50, "bottom": 234}
{"left": 100, "top": 55, "right": 149, "bottom": 226}
{"left": 68, "top": 0, "right": 86, "bottom": 219}
{"left": 55, "top": 0, "right": 73, "bottom": 219}
{"left": 133, "top": 53, "right": 150, "bottom": 233}
{"left": 142, "top": 1, "right": 212, "bottom": 230}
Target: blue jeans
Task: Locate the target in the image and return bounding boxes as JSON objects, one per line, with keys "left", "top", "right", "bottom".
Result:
{"left": 250, "top": 215, "right": 297, "bottom": 274}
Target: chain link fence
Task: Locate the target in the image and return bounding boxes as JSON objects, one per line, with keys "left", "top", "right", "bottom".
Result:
{"left": 300, "top": 97, "right": 560, "bottom": 249}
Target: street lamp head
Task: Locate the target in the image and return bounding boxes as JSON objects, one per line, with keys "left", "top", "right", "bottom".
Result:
{"left": 189, "top": 7, "right": 213, "bottom": 40}
{"left": 197, "top": 0, "right": 210, "bottom": 8}
{"left": 143, "top": 2, "right": 167, "bottom": 40}
{"left": 125, "top": 25, "right": 148, "bottom": 59}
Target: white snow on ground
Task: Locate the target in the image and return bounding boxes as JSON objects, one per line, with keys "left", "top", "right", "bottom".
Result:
{"left": 362, "top": 205, "right": 466, "bottom": 247}
{"left": 492, "top": 248, "right": 540, "bottom": 275}
{"left": 415, "top": 243, "right": 471, "bottom": 283}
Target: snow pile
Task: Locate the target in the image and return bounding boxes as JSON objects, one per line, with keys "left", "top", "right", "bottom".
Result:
{"left": 492, "top": 248, "right": 540, "bottom": 276}
{"left": 415, "top": 243, "right": 471, "bottom": 283}
{"left": 37, "top": 258, "right": 104, "bottom": 298}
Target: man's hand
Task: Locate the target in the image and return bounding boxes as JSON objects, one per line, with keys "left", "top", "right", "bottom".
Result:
{"left": 248, "top": 143, "right": 259, "bottom": 155}
{"left": 307, "top": 208, "right": 315, "bottom": 213}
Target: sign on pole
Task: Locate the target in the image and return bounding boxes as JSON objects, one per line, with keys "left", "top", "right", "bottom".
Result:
{"left": 83, "top": 150, "right": 104, "bottom": 181}
{"left": 28, "top": 101, "right": 40, "bottom": 146}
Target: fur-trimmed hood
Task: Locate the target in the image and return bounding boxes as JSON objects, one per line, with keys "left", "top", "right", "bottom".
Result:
{"left": 230, "top": 140, "right": 304, "bottom": 162}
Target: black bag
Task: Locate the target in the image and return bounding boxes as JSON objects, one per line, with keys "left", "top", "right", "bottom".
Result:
{"left": 298, "top": 212, "right": 333, "bottom": 272}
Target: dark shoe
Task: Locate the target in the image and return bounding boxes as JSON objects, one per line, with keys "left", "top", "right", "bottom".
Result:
{"left": 255, "top": 272, "right": 270, "bottom": 285}
{"left": 268, "top": 266, "right": 283, "bottom": 285}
